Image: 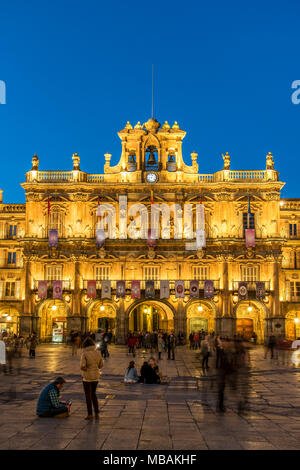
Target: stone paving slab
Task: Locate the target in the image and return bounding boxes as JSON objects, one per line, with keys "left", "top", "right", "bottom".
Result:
{"left": 0, "top": 344, "right": 300, "bottom": 449}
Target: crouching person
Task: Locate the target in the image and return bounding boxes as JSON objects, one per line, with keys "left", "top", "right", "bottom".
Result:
{"left": 36, "top": 377, "right": 71, "bottom": 418}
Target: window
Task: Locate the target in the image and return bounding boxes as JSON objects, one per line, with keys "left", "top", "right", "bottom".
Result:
{"left": 9, "top": 225, "right": 17, "bottom": 237}
{"left": 290, "top": 281, "right": 300, "bottom": 299}
{"left": 193, "top": 266, "right": 209, "bottom": 280}
{"left": 46, "top": 265, "right": 62, "bottom": 281}
{"left": 243, "top": 213, "right": 255, "bottom": 233}
{"left": 7, "top": 252, "right": 16, "bottom": 264}
{"left": 143, "top": 266, "right": 160, "bottom": 280}
{"left": 241, "top": 265, "right": 259, "bottom": 282}
{"left": 48, "top": 211, "right": 64, "bottom": 237}
{"left": 289, "top": 224, "right": 297, "bottom": 238}
{"left": 95, "top": 266, "right": 110, "bottom": 280}
{"left": 5, "top": 282, "right": 15, "bottom": 297}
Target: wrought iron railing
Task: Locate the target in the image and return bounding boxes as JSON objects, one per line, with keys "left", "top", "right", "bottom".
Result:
{"left": 82, "top": 279, "right": 220, "bottom": 291}
{"left": 33, "top": 280, "right": 72, "bottom": 290}
{"left": 231, "top": 280, "right": 271, "bottom": 291}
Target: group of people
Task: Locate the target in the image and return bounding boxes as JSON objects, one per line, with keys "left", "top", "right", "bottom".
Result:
{"left": 124, "top": 357, "right": 163, "bottom": 384}
{"left": 126, "top": 331, "right": 177, "bottom": 360}
{"left": 0, "top": 332, "right": 39, "bottom": 374}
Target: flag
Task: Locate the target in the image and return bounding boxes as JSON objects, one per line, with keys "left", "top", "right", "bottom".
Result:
{"left": 145, "top": 280, "right": 155, "bottom": 299}
{"left": 49, "top": 229, "right": 58, "bottom": 247}
{"left": 175, "top": 280, "right": 185, "bottom": 298}
{"left": 190, "top": 280, "right": 199, "bottom": 298}
{"left": 47, "top": 196, "right": 51, "bottom": 217}
{"left": 160, "top": 280, "right": 170, "bottom": 299}
{"left": 245, "top": 228, "right": 255, "bottom": 247}
{"left": 147, "top": 228, "right": 156, "bottom": 247}
{"left": 101, "top": 280, "right": 111, "bottom": 299}
{"left": 131, "top": 280, "right": 141, "bottom": 299}
{"left": 196, "top": 229, "right": 206, "bottom": 249}
{"left": 116, "top": 280, "right": 126, "bottom": 298}
{"left": 96, "top": 228, "right": 105, "bottom": 247}
{"left": 238, "top": 282, "right": 248, "bottom": 301}
{"left": 87, "top": 280, "right": 97, "bottom": 299}
{"left": 256, "top": 281, "right": 265, "bottom": 300}
{"left": 53, "top": 280, "right": 63, "bottom": 299}
{"left": 38, "top": 280, "right": 48, "bottom": 300}
{"left": 204, "top": 280, "right": 214, "bottom": 299}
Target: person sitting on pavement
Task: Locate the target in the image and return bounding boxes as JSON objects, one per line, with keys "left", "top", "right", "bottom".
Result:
{"left": 36, "top": 377, "right": 71, "bottom": 418}
{"left": 124, "top": 360, "right": 140, "bottom": 383}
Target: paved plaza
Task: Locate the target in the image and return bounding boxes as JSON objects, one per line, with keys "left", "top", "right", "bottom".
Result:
{"left": 0, "top": 344, "right": 300, "bottom": 450}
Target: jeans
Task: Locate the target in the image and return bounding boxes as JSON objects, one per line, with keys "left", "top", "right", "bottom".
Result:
{"left": 29, "top": 349, "right": 35, "bottom": 357}
{"left": 38, "top": 406, "right": 68, "bottom": 417}
{"left": 168, "top": 347, "right": 175, "bottom": 360}
{"left": 83, "top": 381, "right": 99, "bottom": 415}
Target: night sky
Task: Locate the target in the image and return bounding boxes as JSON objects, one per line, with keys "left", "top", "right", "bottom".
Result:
{"left": 0, "top": 0, "right": 300, "bottom": 202}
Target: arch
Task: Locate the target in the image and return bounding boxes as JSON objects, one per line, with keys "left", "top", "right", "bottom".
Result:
{"left": 285, "top": 309, "right": 300, "bottom": 340}
{"left": 234, "top": 299, "right": 268, "bottom": 343}
{"left": 0, "top": 304, "right": 20, "bottom": 336}
{"left": 86, "top": 300, "right": 117, "bottom": 337}
{"left": 185, "top": 299, "right": 217, "bottom": 337}
{"left": 37, "top": 299, "right": 70, "bottom": 343}
{"left": 125, "top": 299, "right": 175, "bottom": 333}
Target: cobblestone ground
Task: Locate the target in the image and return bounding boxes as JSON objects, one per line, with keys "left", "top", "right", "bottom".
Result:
{"left": 0, "top": 344, "right": 300, "bottom": 450}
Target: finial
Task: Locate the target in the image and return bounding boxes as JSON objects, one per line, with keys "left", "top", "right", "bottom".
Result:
{"left": 31, "top": 153, "right": 39, "bottom": 170}
{"left": 0, "top": 189, "right": 3, "bottom": 204}
{"left": 191, "top": 151, "right": 198, "bottom": 160}
{"left": 134, "top": 121, "right": 142, "bottom": 129}
{"left": 125, "top": 121, "right": 133, "bottom": 130}
{"left": 266, "top": 151, "right": 274, "bottom": 170}
{"left": 172, "top": 121, "right": 179, "bottom": 130}
{"left": 104, "top": 153, "right": 112, "bottom": 161}
{"left": 72, "top": 152, "right": 80, "bottom": 170}
{"left": 162, "top": 121, "right": 170, "bottom": 129}
{"left": 222, "top": 152, "right": 230, "bottom": 170}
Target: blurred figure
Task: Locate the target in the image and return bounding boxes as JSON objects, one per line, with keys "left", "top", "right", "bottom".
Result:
{"left": 28, "top": 332, "right": 38, "bottom": 358}
{"left": 201, "top": 335, "right": 210, "bottom": 371}
{"left": 128, "top": 334, "right": 136, "bottom": 357}
{"left": 167, "top": 331, "right": 176, "bottom": 360}
{"left": 157, "top": 333, "right": 164, "bottom": 360}
{"left": 276, "top": 335, "right": 292, "bottom": 366}
{"left": 189, "top": 331, "right": 194, "bottom": 349}
{"left": 265, "top": 334, "right": 276, "bottom": 359}
{"left": 215, "top": 335, "right": 223, "bottom": 369}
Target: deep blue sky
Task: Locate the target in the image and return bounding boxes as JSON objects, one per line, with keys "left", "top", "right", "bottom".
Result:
{"left": 0, "top": 0, "right": 300, "bottom": 202}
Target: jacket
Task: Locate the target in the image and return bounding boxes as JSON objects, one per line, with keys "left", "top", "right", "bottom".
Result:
{"left": 36, "top": 382, "right": 65, "bottom": 415}
{"left": 80, "top": 346, "right": 104, "bottom": 382}
{"left": 124, "top": 367, "right": 139, "bottom": 381}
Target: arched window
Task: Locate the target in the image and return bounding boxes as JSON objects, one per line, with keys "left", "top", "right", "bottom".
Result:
{"left": 48, "top": 210, "right": 64, "bottom": 237}
{"left": 145, "top": 146, "right": 159, "bottom": 171}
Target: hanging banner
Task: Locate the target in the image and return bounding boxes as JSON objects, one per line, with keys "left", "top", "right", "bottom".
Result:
{"left": 198, "top": 203, "right": 205, "bottom": 230}
{"left": 256, "top": 281, "right": 265, "bottom": 300}
{"left": 147, "top": 229, "right": 156, "bottom": 247}
{"left": 245, "top": 229, "right": 255, "bottom": 247}
{"left": 38, "top": 280, "right": 48, "bottom": 300}
{"left": 175, "top": 280, "right": 185, "bottom": 298}
{"left": 116, "top": 280, "right": 126, "bottom": 298}
{"left": 204, "top": 280, "right": 214, "bottom": 299}
{"left": 160, "top": 280, "right": 170, "bottom": 299}
{"left": 53, "top": 280, "right": 63, "bottom": 299}
{"left": 190, "top": 280, "right": 199, "bottom": 298}
{"left": 96, "top": 228, "right": 105, "bottom": 247}
{"left": 87, "top": 280, "right": 97, "bottom": 299}
{"left": 131, "top": 280, "right": 141, "bottom": 299}
{"left": 196, "top": 229, "right": 206, "bottom": 249}
{"left": 238, "top": 281, "right": 248, "bottom": 301}
{"left": 49, "top": 229, "right": 58, "bottom": 247}
{"left": 145, "top": 280, "right": 155, "bottom": 299}
{"left": 101, "top": 280, "right": 111, "bottom": 299}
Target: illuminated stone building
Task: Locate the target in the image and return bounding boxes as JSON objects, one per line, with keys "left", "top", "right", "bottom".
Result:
{"left": 0, "top": 117, "right": 299, "bottom": 343}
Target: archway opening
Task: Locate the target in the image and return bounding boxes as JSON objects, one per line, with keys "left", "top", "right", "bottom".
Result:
{"left": 0, "top": 306, "right": 19, "bottom": 336}
{"left": 88, "top": 301, "right": 116, "bottom": 339}
{"left": 128, "top": 301, "right": 174, "bottom": 333}
{"left": 235, "top": 300, "right": 265, "bottom": 343}
{"left": 285, "top": 311, "right": 300, "bottom": 340}
{"left": 38, "top": 299, "right": 68, "bottom": 343}
{"left": 186, "top": 301, "right": 215, "bottom": 338}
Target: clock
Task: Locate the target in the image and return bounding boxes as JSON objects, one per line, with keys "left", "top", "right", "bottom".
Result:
{"left": 146, "top": 173, "right": 158, "bottom": 183}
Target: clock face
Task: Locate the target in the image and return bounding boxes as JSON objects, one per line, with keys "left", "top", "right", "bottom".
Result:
{"left": 146, "top": 173, "right": 158, "bottom": 183}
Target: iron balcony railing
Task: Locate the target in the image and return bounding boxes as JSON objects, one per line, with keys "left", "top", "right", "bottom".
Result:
{"left": 231, "top": 280, "right": 271, "bottom": 292}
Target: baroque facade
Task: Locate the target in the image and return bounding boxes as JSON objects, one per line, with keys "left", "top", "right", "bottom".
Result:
{"left": 0, "top": 117, "right": 300, "bottom": 343}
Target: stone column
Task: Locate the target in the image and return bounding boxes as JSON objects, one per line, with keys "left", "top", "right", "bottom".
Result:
{"left": 220, "top": 258, "right": 234, "bottom": 336}
{"left": 271, "top": 258, "right": 280, "bottom": 331}
{"left": 24, "top": 259, "right": 32, "bottom": 315}
{"left": 175, "top": 299, "right": 185, "bottom": 335}
{"left": 73, "top": 260, "right": 81, "bottom": 316}
{"left": 116, "top": 299, "right": 126, "bottom": 344}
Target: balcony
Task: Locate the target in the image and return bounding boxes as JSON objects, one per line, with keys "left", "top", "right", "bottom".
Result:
{"left": 231, "top": 281, "right": 271, "bottom": 292}
{"left": 82, "top": 279, "right": 220, "bottom": 293}
{"left": 33, "top": 280, "right": 72, "bottom": 291}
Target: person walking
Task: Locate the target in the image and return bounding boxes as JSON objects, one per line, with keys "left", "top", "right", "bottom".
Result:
{"left": 167, "top": 331, "right": 176, "bottom": 360}
{"left": 29, "top": 333, "right": 38, "bottom": 358}
{"left": 80, "top": 337, "right": 104, "bottom": 420}
{"left": 201, "top": 335, "right": 210, "bottom": 370}
{"left": 157, "top": 333, "right": 164, "bottom": 360}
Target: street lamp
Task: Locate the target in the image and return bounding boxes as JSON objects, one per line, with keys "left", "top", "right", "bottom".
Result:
{"left": 248, "top": 303, "right": 253, "bottom": 312}
{"left": 100, "top": 305, "right": 105, "bottom": 311}
{"left": 198, "top": 305, "right": 203, "bottom": 312}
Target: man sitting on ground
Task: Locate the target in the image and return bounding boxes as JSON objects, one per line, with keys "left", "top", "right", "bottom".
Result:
{"left": 36, "top": 377, "right": 71, "bottom": 418}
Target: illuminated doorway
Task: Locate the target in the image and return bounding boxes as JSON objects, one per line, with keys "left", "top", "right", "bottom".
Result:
{"left": 186, "top": 301, "right": 215, "bottom": 337}
{"left": 38, "top": 299, "right": 68, "bottom": 343}
{"left": 88, "top": 301, "right": 116, "bottom": 337}
{"left": 0, "top": 307, "right": 19, "bottom": 336}
{"left": 235, "top": 300, "right": 266, "bottom": 343}
{"left": 128, "top": 302, "right": 174, "bottom": 333}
